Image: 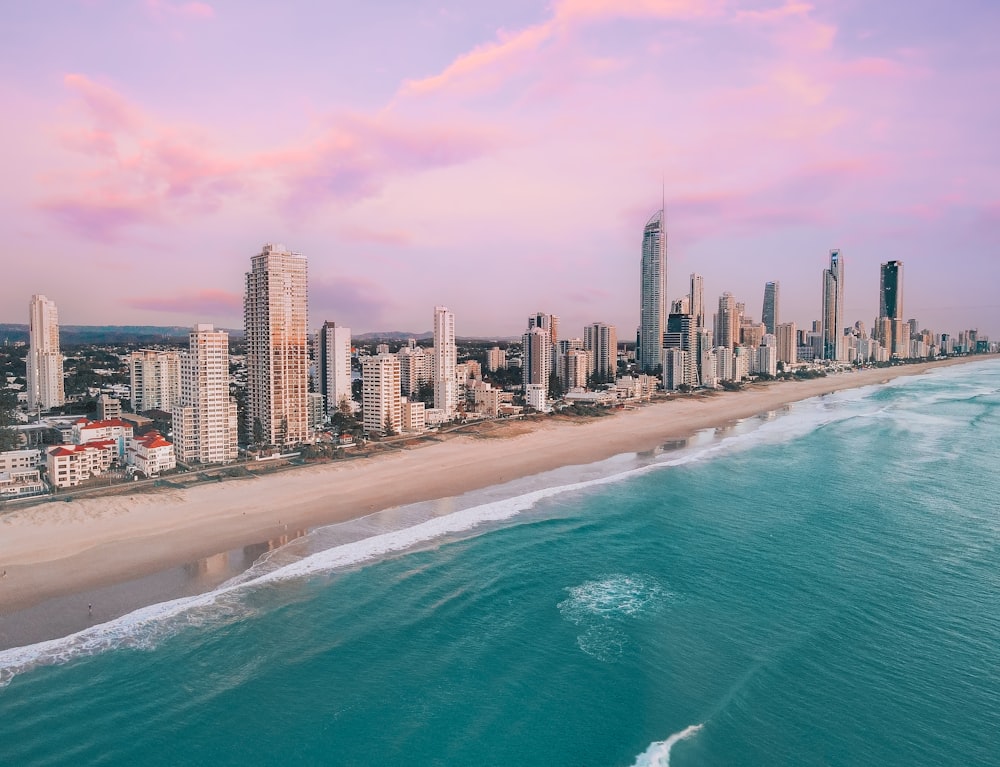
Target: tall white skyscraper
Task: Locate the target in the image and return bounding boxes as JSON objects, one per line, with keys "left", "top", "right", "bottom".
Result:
{"left": 318, "top": 321, "right": 352, "bottom": 415}
{"left": 173, "top": 324, "right": 238, "bottom": 464}
{"left": 822, "top": 249, "right": 846, "bottom": 361}
{"left": 26, "top": 294, "right": 64, "bottom": 410}
{"left": 715, "top": 292, "right": 738, "bottom": 350}
{"left": 639, "top": 210, "right": 667, "bottom": 372}
{"left": 433, "top": 306, "right": 457, "bottom": 416}
{"left": 129, "top": 350, "right": 181, "bottom": 413}
{"left": 244, "top": 243, "right": 309, "bottom": 446}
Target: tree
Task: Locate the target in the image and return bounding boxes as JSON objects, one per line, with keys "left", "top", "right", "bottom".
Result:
{"left": 548, "top": 371, "right": 565, "bottom": 400}
{"left": 0, "top": 390, "right": 19, "bottom": 451}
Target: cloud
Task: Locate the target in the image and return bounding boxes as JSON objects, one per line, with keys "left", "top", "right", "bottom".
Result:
{"left": 39, "top": 76, "right": 499, "bottom": 240}
{"left": 126, "top": 289, "right": 242, "bottom": 315}
{"left": 310, "top": 276, "right": 395, "bottom": 328}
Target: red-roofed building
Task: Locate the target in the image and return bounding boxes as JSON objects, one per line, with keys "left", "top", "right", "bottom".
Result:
{"left": 126, "top": 431, "right": 176, "bottom": 477}
{"left": 72, "top": 418, "right": 134, "bottom": 459}
{"left": 46, "top": 441, "right": 117, "bottom": 488}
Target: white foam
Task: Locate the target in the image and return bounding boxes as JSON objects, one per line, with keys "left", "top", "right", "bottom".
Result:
{"left": 630, "top": 724, "right": 704, "bottom": 767}
{"left": 0, "top": 382, "right": 894, "bottom": 687}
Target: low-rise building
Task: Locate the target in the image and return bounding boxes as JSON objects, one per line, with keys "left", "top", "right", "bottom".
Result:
{"left": 0, "top": 467, "right": 45, "bottom": 498}
{"left": 72, "top": 418, "right": 134, "bottom": 460}
{"left": 0, "top": 449, "right": 41, "bottom": 473}
{"left": 126, "top": 431, "right": 176, "bottom": 477}
{"left": 46, "top": 440, "right": 117, "bottom": 488}
{"left": 401, "top": 397, "right": 426, "bottom": 434}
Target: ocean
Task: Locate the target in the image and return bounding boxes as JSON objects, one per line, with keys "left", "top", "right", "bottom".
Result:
{"left": 2, "top": 359, "right": 998, "bottom": 766}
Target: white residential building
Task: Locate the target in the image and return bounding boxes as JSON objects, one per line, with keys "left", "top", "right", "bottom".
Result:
{"left": 362, "top": 353, "right": 402, "bottom": 435}
{"left": 46, "top": 441, "right": 117, "bottom": 488}
{"left": 26, "top": 294, "right": 65, "bottom": 410}
{"left": 72, "top": 418, "right": 134, "bottom": 459}
{"left": 129, "top": 350, "right": 181, "bottom": 412}
{"left": 525, "top": 383, "right": 548, "bottom": 412}
{"left": 174, "top": 325, "right": 239, "bottom": 464}
{"left": 318, "top": 321, "right": 352, "bottom": 414}
{"left": 126, "top": 431, "right": 176, "bottom": 476}
{"left": 433, "top": 306, "right": 457, "bottom": 417}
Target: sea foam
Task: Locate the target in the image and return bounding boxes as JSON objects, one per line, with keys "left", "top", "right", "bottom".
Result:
{"left": 630, "top": 724, "right": 704, "bottom": 767}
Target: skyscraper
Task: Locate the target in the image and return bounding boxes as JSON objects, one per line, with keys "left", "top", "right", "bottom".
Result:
{"left": 639, "top": 210, "right": 666, "bottom": 372}
{"left": 173, "top": 324, "right": 238, "bottom": 464}
{"left": 689, "top": 273, "right": 704, "bottom": 329}
{"left": 26, "top": 294, "right": 64, "bottom": 410}
{"left": 822, "top": 249, "right": 845, "bottom": 361}
{"left": 715, "top": 292, "right": 738, "bottom": 350}
{"left": 665, "top": 313, "right": 699, "bottom": 387}
{"left": 318, "top": 321, "right": 352, "bottom": 415}
{"left": 521, "top": 326, "right": 552, "bottom": 390}
{"left": 762, "top": 281, "right": 780, "bottom": 335}
{"left": 433, "top": 306, "right": 457, "bottom": 416}
{"left": 879, "top": 260, "right": 903, "bottom": 320}
{"left": 878, "top": 260, "right": 905, "bottom": 356}
{"left": 244, "top": 243, "right": 309, "bottom": 447}
{"left": 583, "top": 322, "right": 617, "bottom": 380}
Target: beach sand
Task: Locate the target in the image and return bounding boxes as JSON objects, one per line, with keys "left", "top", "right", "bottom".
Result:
{"left": 0, "top": 358, "right": 985, "bottom": 622}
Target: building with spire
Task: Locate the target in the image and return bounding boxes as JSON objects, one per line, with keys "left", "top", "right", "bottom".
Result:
{"left": 244, "top": 243, "right": 309, "bottom": 447}
{"left": 26, "top": 294, "right": 65, "bottom": 411}
{"left": 639, "top": 210, "right": 666, "bottom": 372}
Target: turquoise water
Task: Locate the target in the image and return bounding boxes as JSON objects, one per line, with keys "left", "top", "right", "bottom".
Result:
{"left": 2, "top": 360, "right": 999, "bottom": 766}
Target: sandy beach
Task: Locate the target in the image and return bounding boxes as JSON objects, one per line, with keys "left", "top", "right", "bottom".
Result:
{"left": 0, "top": 357, "right": 988, "bottom": 621}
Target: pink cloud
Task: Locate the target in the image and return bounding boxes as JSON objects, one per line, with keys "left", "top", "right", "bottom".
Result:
{"left": 64, "top": 73, "right": 141, "bottom": 135}
{"left": 39, "top": 192, "right": 159, "bottom": 243}
{"left": 340, "top": 225, "right": 413, "bottom": 246}
{"left": 400, "top": 0, "right": 717, "bottom": 96}
{"left": 310, "top": 276, "right": 394, "bottom": 327}
{"left": 126, "top": 289, "right": 241, "bottom": 315}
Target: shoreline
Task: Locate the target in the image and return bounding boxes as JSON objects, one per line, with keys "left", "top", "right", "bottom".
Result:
{"left": 0, "top": 357, "right": 991, "bottom": 633}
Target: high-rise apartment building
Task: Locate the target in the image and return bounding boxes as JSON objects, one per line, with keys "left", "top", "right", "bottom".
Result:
{"left": 583, "top": 322, "right": 617, "bottom": 380}
{"left": 486, "top": 346, "right": 507, "bottom": 372}
{"left": 433, "top": 306, "right": 457, "bottom": 416}
{"left": 775, "top": 322, "right": 798, "bottom": 366}
{"left": 173, "top": 324, "right": 238, "bottom": 464}
{"left": 362, "top": 353, "right": 401, "bottom": 435}
{"left": 244, "top": 243, "right": 309, "bottom": 446}
{"left": 877, "top": 260, "right": 905, "bottom": 356}
{"left": 522, "top": 326, "right": 552, "bottom": 390}
{"left": 689, "top": 273, "right": 705, "bottom": 329}
{"left": 129, "top": 349, "right": 181, "bottom": 413}
{"left": 665, "top": 313, "right": 699, "bottom": 387}
{"left": 822, "top": 249, "right": 846, "bottom": 361}
{"left": 714, "top": 292, "right": 738, "bottom": 350}
{"left": 318, "top": 321, "right": 352, "bottom": 415}
{"left": 762, "top": 281, "right": 780, "bottom": 335}
{"left": 639, "top": 210, "right": 666, "bottom": 371}
{"left": 26, "top": 294, "right": 65, "bottom": 410}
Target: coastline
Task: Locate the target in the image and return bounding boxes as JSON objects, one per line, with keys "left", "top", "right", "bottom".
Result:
{"left": 0, "top": 357, "right": 989, "bottom": 628}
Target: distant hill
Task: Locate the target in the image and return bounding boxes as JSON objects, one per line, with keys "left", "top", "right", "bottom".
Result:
{"left": 0, "top": 325, "right": 244, "bottom": 345}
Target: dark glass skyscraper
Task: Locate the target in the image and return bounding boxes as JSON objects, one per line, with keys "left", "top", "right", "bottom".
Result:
{"left": 880, "top": 260, "right": 903, "bottom": 320}
{"left": 762, "top": 281, "right": 779, "bottom": 335}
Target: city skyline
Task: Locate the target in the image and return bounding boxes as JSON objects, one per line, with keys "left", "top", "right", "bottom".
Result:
{"left": 2, "top": 3, "right": 999, "bottom": 337}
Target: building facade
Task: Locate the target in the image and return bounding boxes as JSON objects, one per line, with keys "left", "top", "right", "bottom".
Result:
{"left": 762, "top": 281, "right": 780, "bottom": 335}
{"left": 639, "top": 210, "right": 667, "bottom": 372}
{"left": 173, "top": 324, "right": 238, "bottom": 464}
{"left": 244, "top": 244, "right": 309, "bottom": 446}
{"left": 822, "top": 249, "right": 846, "bottom": 361}
{"left": 583, "top": 322, "right": 617, "bottom": 381}
{"left": 362, "top": 353, "right": 402, "bottom": 435}
{"left": 129, "top": 350, "right": 181, "bottom": 413}
{"left": 26, "top": 294, "right": 65, "bottom": 411}
{"left": 318, "top": 321, "right": 352, "bottom": 415}
{"left": 433, "top": 306, "right": 457, "bottom": 417}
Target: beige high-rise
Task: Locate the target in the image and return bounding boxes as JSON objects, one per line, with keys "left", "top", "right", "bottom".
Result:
{"left": 245, "top": 244, "right": 309, "bottom": 447}
{"left": 174, "top": 324, "right": 238, "bottom": 464}
{"left": 27, "top": 294, "right": 65, "bottom": 410}
{"left": 129, "top": 349, "right": 181, "bottom": 412}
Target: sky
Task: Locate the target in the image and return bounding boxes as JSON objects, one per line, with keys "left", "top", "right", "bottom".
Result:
{"left": 2, "top": 0, "right": 999, "bottom": 338}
